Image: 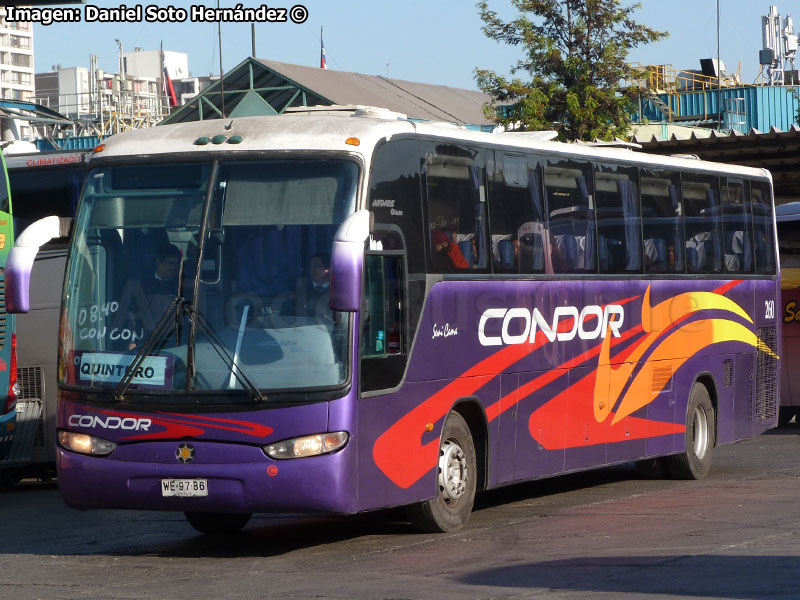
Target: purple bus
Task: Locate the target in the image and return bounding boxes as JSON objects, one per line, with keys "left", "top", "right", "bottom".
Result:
{"left": 7, "top": 107, "right": 780, "bottom": 533}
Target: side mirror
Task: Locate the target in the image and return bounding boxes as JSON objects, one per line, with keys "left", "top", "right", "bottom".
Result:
{"left": 329, "top": 210, "right": 370, "bottom": 312}
{"left": 6, "top": 216, "right": 72, "bottom": 313}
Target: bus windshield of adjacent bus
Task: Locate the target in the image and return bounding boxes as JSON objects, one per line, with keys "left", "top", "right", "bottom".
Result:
{"left": 61, "top": 159, "right": 357, "bottom": 397}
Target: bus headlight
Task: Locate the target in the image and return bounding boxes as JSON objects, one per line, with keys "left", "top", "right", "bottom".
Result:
{"left": 264, "top": 431, "right": 349, "bottom": 459}
{"left": 58, "top": 431, "right": 116, "bottom": 456}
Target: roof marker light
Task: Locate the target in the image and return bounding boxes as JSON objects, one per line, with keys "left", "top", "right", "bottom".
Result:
{"left": 194, "top": 137, "right": 210, "bottom": 145}
{"left": 227, "top": 135, "right": 243, "bottom": 144}
{"left": 93, "top": 144, "right": 106, "bottom": 153}
{"left": 211, "top": 135, "right": 227, "bottom": 145}
{"left": 345, "top": 137, "right": 361, "bottom": 146}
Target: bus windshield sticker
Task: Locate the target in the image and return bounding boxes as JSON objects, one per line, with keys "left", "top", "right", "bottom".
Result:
{"left": 73, "top": 351, "right": 174, "bottom": 388}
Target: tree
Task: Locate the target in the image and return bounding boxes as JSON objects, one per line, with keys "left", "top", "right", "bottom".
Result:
{"left": 476, "top": 0, "right": 667, "bottom": 141}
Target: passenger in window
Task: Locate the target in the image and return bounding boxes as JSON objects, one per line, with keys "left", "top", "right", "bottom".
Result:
{"left": 118, "top": 243, "right": 183, "bottom": 351}
{"left": 142, "top": 243, "right": 183, "bottom": 298}
{"left": 293, "top": 252, "right": 333, "bottom": 322}
{"left": 431, "top": 229, "right": 469, "bottom": 271}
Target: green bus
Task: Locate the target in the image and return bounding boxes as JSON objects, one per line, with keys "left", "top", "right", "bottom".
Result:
{"left": 0, "top": 148, "right": 17, "bottom": 467}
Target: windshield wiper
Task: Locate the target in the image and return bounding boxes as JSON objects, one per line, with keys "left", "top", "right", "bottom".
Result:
{"left": 184, "top": 305, "right": 267, "bottom": 402}
{"left": 110, "top": 299, "right": 266, "bottom": 402}
{"left": 112, "top": 296, "right": 183, "bottom": 402}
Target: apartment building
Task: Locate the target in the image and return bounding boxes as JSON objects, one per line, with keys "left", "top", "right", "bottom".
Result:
{"left": 0, "top": 8, "right": 34, "bottom": 139}
{"left": 0, "top": 8, "right": 34, "bottom": 101}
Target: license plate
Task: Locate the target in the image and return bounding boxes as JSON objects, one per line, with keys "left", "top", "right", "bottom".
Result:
{"left": 161, "top": 479, "right": 208, "bottom": 497}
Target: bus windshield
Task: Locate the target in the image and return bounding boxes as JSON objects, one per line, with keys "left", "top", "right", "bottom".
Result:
{"left": 61, "top": 159, "right": 358, "bottom": 397}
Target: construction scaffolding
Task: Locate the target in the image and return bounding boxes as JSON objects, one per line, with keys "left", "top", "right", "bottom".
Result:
{"left": 32, "top": 88, "right": 171, "bottom": 138}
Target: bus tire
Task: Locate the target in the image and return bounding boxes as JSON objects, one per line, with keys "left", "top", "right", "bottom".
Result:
{"left": 665, "top": 382, "right": 715, "bottom": 480}
{"left": 184, "top": 511, "right": 251, "bottom": 535}
{"left": 407, "top": 411, "right": 476, "bottom": 533}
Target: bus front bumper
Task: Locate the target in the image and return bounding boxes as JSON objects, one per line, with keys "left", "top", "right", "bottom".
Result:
{"left": 56, "top": 439, "right": 357, "bottom": 514}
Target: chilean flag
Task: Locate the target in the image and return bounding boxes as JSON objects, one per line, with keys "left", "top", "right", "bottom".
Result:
{"left": 161, "top": 45, "right": 178, "bottom": 107}
{"left": 320, "top": 27, "right": 327, "bottom": 69}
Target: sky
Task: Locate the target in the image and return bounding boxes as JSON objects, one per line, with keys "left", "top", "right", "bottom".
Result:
{"left": 27, "top": 1, "right": 793, "bottom": 91}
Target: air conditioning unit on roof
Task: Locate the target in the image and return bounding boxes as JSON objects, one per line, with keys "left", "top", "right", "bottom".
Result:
{"left": 284, "top": 104, "right": 407, "bottom": 120}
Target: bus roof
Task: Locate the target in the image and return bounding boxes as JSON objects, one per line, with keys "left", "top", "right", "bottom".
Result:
{"left": 89, "top": 106, "right": 773, "bottom": 181}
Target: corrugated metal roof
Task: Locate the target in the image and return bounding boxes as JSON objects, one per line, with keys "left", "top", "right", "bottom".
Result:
{"left": 163, "top": 57, "right": 492, "bottom": 126}
{"left": 254, "top": 59, "right": 492, "bottom": 125}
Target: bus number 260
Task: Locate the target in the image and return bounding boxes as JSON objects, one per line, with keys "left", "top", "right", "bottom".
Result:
{"left": 765, "top": 300, "right": 775, "bottom": 320}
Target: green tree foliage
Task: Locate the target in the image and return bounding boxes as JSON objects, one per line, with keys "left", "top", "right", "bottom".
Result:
{"left": 476, "top": 0, "right": 667, "bottom": 141}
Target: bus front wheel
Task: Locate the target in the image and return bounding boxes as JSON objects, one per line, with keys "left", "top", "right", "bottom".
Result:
{"left": 665, "top": 382, "right": 715, "bottom": 480}
{"left": 184, "top": 511, "right": 251, "bottom": 535}
{"left": 407, "top": 411, "right": 477, "bottom": 533}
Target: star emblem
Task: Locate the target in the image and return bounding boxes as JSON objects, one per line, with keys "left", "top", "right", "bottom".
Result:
{"left": 176, "top": 443, "right": 195, "bottom": 464}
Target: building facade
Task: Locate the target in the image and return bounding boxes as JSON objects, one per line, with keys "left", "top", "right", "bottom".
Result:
{"left": 0, "top": 8, "right": 34, "bottom": 139}
{"left": 0, "top": 8, "right": 33, "bottom": 101}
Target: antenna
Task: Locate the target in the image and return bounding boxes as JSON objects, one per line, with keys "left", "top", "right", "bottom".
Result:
{"left": 217, "top": 0, "right": 225, "bottom": 117}
{"left": 784, "top": 13, "right": 798, "bottom": 79}
{"left": 760, "top": 5, "right": 800, "bottom": 85}
{"left": 761, "top": 5, "right": 783, "bottom": 85}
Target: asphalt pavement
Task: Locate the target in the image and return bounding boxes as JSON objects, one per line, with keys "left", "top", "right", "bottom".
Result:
{"left": 1, "top": 424, "right": 799, "bottom": 599}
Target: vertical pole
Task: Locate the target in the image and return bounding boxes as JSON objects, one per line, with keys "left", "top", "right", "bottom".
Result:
{"left": 251, "top": 23, "right": 256, "bottom": 57}
{"left": 218, "top": 0, "right": 225, "bottom": 117}
{"left": 717, "top": 0, "right": 722, "bottom": 130}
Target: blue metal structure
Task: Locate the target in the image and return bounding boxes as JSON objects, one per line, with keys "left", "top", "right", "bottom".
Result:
{"left": 34, "top": 136, "right": 101, "bottom": 152}
{"left": 637, "top": 85, "right": 800, "bottom": 133}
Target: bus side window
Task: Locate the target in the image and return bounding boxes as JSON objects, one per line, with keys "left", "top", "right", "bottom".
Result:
{"left": 751, "top": 180, "right": 777, "bottom": 275}
{"left": 544, "top": 159, "right": 596, "bottom": 274}
{"left": 594, "top": 163, "right": 641, "bottom": 274}
{"left": 683, "top": 174, "right": 722, "bottom": 274}
{"left": 488, "top": 153, "right": 549, "bottom": 274}
{"left": 361, "top": 253, "right": 407, "bottom": 393}
{"left": 721, "top": 178, "right": 754, "bottom": 274}
{"left": 424, "top": 144, "right": 488, "bottom": 272}
{"left": 641, "top": 169, "right": 684, "bottom": 274}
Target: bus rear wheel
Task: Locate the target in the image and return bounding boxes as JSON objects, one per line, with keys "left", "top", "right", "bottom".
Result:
{"left": 184, "top": 511, "right": 251, "bottom": 535}
{"left": 407, "top": 411, "right": 477, "bottom": 533}
{"left": 665, "top": 382, "right": 715, "bottom": 480}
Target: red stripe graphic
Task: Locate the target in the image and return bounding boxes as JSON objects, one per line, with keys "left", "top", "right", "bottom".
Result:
{"left": 373, "top": 295, "right": 640, "bottom": 489}
{"left": 96, "top": 408, "right": 274, "bottom": 441}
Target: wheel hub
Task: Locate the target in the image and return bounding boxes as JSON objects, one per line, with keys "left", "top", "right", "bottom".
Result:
{"left": 693, "top": 405, "right": 709, "bottom": 459}
{"left": 438, "top": 439, "right": 468, "bottom": 504}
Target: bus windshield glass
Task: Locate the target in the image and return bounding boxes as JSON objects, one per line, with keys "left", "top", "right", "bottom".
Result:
{"left": 61, "top": 159, "right": 358, "bottom": 397}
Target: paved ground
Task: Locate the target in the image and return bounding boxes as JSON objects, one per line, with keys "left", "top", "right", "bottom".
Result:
{"left": 1, "top": 425, "right": 799, "bottom": 599}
